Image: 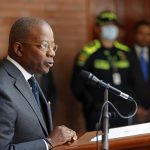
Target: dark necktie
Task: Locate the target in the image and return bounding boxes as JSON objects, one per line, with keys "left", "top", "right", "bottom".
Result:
{"left": 140, "top": 49, "right": 148, "bottom": 81}
{"left": 28, "top": 76, "right": 41, "bottom": 107}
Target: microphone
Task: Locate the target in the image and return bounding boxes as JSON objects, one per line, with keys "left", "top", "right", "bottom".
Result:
{"left": 79, "top": 70, "right": 133, "bottom": 101}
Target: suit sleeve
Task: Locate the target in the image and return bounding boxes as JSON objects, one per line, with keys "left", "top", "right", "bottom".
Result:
{"left": 0, "top": 89, "right": 47, "bottom": 150}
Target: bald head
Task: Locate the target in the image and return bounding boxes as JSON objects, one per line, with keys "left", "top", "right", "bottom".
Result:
{"left": 8, "top": 17, "right": 51, "bottom": 53}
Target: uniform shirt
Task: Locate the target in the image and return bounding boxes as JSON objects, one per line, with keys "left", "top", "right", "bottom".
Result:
{"left": 71, "top": 40, "right": 133, "bottom": 121}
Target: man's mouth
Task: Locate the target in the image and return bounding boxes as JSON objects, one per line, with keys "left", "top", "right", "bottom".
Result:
{"left": 48, "top": 61, "right": 54, "bottom": 64}
{"left": 46, "top": 61, "right": 54, "bottom": 67}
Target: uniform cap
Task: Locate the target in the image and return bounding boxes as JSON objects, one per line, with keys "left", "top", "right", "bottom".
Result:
{"left": 96, "top": 11, "right": 118, "bottom": 25}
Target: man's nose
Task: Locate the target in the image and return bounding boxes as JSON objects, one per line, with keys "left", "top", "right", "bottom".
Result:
{"left": 47, "top": 49, "right": 55, "bottom": 57}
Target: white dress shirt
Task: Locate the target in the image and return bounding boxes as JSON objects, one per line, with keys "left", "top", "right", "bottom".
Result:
{"left": 134, "top": 45, "right": 149, "bottom": 62}
{"left": 7, "top": 55, "right": 32, "bottom": 80}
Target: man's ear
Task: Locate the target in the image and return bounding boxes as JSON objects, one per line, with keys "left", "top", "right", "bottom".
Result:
{"left": 13, "top": 42, "right": 23, "bottom": 57}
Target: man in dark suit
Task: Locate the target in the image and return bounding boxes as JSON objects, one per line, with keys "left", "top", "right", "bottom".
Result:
{"left": 0, "top": 17, "right": 77, "bottom": 150}
{"left": 130, "top": 20, "right": 150, "bottom": 123}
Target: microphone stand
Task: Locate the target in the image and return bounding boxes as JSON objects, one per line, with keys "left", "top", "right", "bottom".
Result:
{"left": 102, "top": 85, "right": 109, "bottom": 150}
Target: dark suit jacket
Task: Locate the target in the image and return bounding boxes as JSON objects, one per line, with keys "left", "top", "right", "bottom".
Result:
{"left": 0, "top": 59, "right": 52, "bottom": 150}
{"left": 130, "top": 47, "right": 150, "bottom": 109}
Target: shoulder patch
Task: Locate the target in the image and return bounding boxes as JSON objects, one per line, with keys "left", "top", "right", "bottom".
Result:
{"left": 76, "top": 40, "right": 101, "bottom": 66}
{"left": 114, "top": 41, "right": 130, "bottom": 52}
{"left": 83, "top": 40, "right": 101, "bottom": 54}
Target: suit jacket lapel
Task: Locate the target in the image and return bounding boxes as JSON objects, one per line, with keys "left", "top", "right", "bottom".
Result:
{"left": 133, "top": 47, "right": 150, "bottom": 82}
{"left": 2, "top": 59, "right": 48, "bottom": 135}
{"left": 37, "top": 82, "right": 53, "bottom": 132}
{"left": 15, "top": 76, "right": 48, "bottom": 135}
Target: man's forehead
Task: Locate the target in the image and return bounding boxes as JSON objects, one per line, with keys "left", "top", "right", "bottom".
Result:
{"left": 26, "top": 24, "right": 54, "bottom": 41}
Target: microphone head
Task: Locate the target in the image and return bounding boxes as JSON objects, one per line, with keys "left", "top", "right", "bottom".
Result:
{"left": 79, "top": 70, "right": 93, "bottom": 83}
{"left": 79, "top": 70, "right": 102, "bottom": 87}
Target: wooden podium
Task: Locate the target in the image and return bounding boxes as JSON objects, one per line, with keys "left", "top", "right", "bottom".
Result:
{"left": 54, "top": 123, "right": 150, "bottom": 150}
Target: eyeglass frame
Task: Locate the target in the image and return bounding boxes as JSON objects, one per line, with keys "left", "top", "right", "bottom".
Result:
{"left": 18, "top": 40, "right": 58, "bottom": 52}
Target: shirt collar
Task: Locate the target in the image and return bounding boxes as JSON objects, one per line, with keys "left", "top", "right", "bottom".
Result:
{"left": 134, "top": 45, "right": 149, "bottom": 61}
{"left": 134, "top": 44, "right": 148, "bottom": 50}
{"left": 7, "top": 56, "right": 32, "bottom": 81}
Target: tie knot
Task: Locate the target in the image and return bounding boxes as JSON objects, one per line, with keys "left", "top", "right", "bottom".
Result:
{"left": 141, "top": 48, "right": 144, "bottom": 54}
{"left": 28, "top": 76, "right": 41, "bottom": 106}
{"left": 28, "top": 76, "right": 36, "bottom": 84}
{"left": 28, "top": 76, "right": 38, "bottom": 91}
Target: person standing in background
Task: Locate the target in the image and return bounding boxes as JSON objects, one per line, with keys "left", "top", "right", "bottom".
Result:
{"left": 71, "top": 11, "right": 134, "bottom": 131}
{"left": 130, "top": 20, "right": 150, "bottom": 123}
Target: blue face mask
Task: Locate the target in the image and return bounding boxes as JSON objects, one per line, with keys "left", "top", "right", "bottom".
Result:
{"left": 101, "top": 25, "right": 119, "bottom": 41}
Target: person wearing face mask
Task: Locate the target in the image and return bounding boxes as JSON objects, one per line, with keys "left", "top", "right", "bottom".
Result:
{"left": 71, "top": 11, "right": 134, "bottom": 131}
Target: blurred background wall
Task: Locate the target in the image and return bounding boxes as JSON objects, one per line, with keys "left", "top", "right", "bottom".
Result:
{"left": 0, "top": 0, "right": 150, "bottom": 133}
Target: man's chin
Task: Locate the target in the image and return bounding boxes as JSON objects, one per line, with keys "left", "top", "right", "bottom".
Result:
{"left": 36, "top": 68, "right": 50, "bottom": 74}
{"left": 41, "top": 69, "right": 50, "bottom": 74}
{"left": 43, "top": 67, "right": 51, "bottom": 74}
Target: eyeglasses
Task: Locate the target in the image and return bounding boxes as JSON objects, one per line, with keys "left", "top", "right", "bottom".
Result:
{"left": 19, "top": 41, "right": 58, "bottom": 52}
